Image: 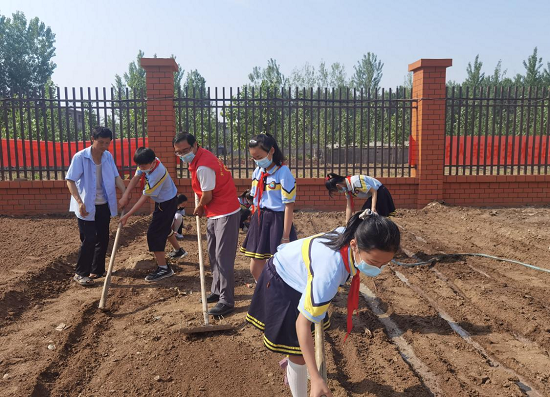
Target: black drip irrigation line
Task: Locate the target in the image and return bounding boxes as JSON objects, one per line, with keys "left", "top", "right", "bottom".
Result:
{"left": 392, "top": 253, "right": 550, "bottom": 274}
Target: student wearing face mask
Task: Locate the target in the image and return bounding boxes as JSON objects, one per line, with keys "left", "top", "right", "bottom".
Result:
{"left": 173, "top": 132, "right": 241, "bottom": 317}
{"left": 247, "top": 210, "right": 400, "bottom": 397}
{"left": 240, "top": 133, "right": 297, "bottom": 281}
{"left": 325, "top": 173, "right": 396, "bottom": 223}
{"left": 119, "top": 147, "right": 186, "bottom": 282}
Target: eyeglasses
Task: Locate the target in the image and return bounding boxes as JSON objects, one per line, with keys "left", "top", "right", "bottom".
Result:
{"left": 175, "top": 147, "right": 193, "bottom": 156}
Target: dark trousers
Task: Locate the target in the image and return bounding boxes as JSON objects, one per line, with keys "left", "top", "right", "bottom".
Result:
{"left": 76, "top": 204, "right": 111, "bottom": 277}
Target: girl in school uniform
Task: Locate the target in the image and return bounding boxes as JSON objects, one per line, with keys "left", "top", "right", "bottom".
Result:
{"left": 325, "top": 173, "right": 396, "bottom": 222}
{"left": 240, "top": 133, "right": 297, "bottom": 281}
{"left": 247, "top": 210, "right": 401, "bottom": 397}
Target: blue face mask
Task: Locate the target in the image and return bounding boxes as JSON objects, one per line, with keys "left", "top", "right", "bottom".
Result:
{"left": 180, "top": 152, "right": 195, "bottom": 163}
{"left": 254, "top": 155, "right": 272, "bottom": 169}
{"left": 338, "top": 186, "right": 348, "bottom": 193}
{"left": 354, "top": 251, "right": 384, "bottom": 277}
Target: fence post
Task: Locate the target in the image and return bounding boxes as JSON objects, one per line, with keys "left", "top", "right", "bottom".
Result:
{"left": 140, "top": 58, "right": 178, "bottom": 173}
{"left": 408, "top": 59, "right": 452, "bottom": 208}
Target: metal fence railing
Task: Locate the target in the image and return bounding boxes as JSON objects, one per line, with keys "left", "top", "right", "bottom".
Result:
{"left": 445, "top": 86, "right": 550, "bottom": 175}
{"left": 175, "top": 87, "right": 415, "bottom": 179}
{"left": 0, "top": 87, "right": 147, "bottom": 181}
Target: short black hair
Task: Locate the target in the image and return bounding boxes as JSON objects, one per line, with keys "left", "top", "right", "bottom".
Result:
{"left": 173, "top": 132, "right": 197, "bottom": 147}
{"left": 134, "top": 147, "right": 156, "bottom": 165}
{"left": 177, "top": 194, "right": 188, "bottom": 205}
{"left": 92, "top": 126, "right": 113, "bottom": 140}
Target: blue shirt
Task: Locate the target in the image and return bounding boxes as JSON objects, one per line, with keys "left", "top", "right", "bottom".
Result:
{"left": 250, "top": 164, "right": 296, "bottom": 212}
{"left": 66, "top": 147, "right": 120, "bottom": 221}
{"left": 274, "top": 227, "right": 355, "bottom": 324}
{"left": 135, "top": 158, "right": 177, "bottom": 203}
{"left": 345, "top": 175, "right": 382, "bottom": 199}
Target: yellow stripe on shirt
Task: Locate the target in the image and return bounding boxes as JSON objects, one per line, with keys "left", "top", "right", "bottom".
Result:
{"left": 145, "top": 169, "right": 168, "bottom": 195}
{"left": 302, "top": 234, "right": 331, "bottom": 319}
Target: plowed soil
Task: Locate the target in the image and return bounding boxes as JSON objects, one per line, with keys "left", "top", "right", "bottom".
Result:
{"left": 1, "top": 204, "right": 549, "bottom": 397}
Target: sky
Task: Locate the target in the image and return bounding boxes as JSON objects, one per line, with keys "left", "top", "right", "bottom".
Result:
{"left": 2, "top": 0, "right": 550, "bottom": 90}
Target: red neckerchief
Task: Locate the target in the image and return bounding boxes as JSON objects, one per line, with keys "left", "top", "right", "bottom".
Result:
{"left": 340, "top": 244, "right": 359, "bottom": 342}
{"left": 345, "top": 176, "right": 354, "bottom": 209}
{"left": 140, "top": 159, "right": 160, "bottom": 190}
{"left": 254, "top": 164, "right": 279, "bottom": 223}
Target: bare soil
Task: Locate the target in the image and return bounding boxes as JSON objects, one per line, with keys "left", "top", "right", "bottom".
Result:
{"left": 0, "top": 204, "right": 549, "bottom": 396}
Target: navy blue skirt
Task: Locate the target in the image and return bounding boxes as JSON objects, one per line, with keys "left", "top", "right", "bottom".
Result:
{"left": 240, "top": 208, "right": 297, "bottom": 260}
{"left": 361, "top": 185, "right": 396, "bottom": 217}
{"left": 246, "top": 258, "right": 330, "bottom": 356}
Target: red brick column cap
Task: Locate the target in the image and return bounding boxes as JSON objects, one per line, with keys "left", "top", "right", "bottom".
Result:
{"left": 408, "top": 59, "right": 452, "bottom": 72}
{"left": 140, "top": 58, "right": 178, "bottom": 72}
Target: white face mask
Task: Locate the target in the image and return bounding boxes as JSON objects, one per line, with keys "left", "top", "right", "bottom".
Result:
{"left": 254, "top": 155, "right": 272, "bottom": 169}
{"left": 353, "top": 250, "right": 384, "bottom": 277}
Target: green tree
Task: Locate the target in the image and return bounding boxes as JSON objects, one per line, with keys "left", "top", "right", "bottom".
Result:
{"left": 248, "top": 58, "right": 288, "bottom": 87}
{"left": 464, "top": 55, "right": 485, "bottom": 90}
{"left": 351, "top": 53, "right": 383, "bottom": 91}
{"left": 0, "top": 11, "right": 56, "bottom": 96}
{"left": 522, "top": 47, "right": 543, "bottom": 86}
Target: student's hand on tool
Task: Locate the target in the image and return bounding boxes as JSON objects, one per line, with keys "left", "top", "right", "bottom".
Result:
{"left": 310, "top": 377, "right": 332, "bottom": 397}
{"left": 193, "top": 205, "right": 205, "bottom": 217}
{"left": 119, "top": 196, "right": 129, "bottom": 209}
{"left": 79, "top": 202, "right": 89, "bottom": 217}
{"left": 120, "top": 213, "right": 130, "bottom": 226}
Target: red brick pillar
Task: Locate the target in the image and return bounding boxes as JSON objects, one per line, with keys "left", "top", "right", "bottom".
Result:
{"left": 140, "top": 58, "right": 178, "bottom": 172}
{"left": 408, "top": 59, "right": 452, "bottom": 208}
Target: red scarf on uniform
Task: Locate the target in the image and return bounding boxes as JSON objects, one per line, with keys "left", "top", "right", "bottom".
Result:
{"left": 140, "top": 159, "right": 160, "bottom": 190}
{"left": 253, "top": 164, "right": 279, "bottom": 223}
{"left": 340, "top": 244, "right": 359, "bottom": 342}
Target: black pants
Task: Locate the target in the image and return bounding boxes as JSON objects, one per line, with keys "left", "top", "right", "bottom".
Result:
{"left": 76, "top": 204, "right": 111, "bottom": 277}
{"left": 147, "top": 196, "right": 178, "bottom": 252}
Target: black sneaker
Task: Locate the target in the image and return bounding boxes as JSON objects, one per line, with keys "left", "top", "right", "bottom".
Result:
{"left": 207, "top": 303, "right": 234, "bottom": 317}
{"left": 168, "top": 248, "right": 188, "bottom": 259}
{"left": 145, "top": 266, "right": 174, "bottom": 282}
{"left": 201, "top": 293, "right": 220, "bottom": 304}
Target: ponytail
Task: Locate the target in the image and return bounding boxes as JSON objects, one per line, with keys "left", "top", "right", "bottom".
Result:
{"left": 323, "top": 209, "right": 400, "bottom": 253}
{"left": 325, "top": 172, "right": 347, "bottom": 197}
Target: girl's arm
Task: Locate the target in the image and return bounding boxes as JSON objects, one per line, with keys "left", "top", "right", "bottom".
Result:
{"left": 296, "top": 313, "right": 332, "bottom": 397}
{"left": 345, "top": 193, "right": 353, "bottom": 223}
{"left": 370, "top": 188, "right": 378, "bottom": 213}
{"left": 282, "top": 202, "right": 295, "bottom": 243}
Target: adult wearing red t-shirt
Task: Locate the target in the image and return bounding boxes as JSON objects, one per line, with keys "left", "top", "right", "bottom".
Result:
{"left": 174, "top": 132, "right": 240, "bottom": 317}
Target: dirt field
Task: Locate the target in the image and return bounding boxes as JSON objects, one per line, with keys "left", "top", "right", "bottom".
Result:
{"left": 1, "top": 204, "right": 549, "bottom": 397}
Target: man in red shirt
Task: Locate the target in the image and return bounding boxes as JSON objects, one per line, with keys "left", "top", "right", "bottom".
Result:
{"left": 174, "top": 132, "right": 240, "bottom": 317}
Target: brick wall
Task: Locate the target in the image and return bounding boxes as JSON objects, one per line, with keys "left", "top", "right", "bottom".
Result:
{"left": 0, "top": 177, "right": 418, "bottom": 216}
{"left": 443, "top": 175, "right": 550, "bottom": 206}
{"left": 1, "top": 58, "right": 549, "bottom": 216}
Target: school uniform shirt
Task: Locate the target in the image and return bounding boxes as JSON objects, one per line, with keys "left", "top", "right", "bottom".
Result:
{"left": 250, "top": 164, "right": 296, "bottom": 212}
{"left": 135, "top": 158, "right": 177, "bottom": 203}
{"left": 273, "top": 227, "right": 356, "bottom": 324}
{"left": 175, "top": 208, "right": 186, "bottom": 217}
{"left": 66, "top": 147, "right": 119, "bottom": 221}
{"left": 345, "top": 175, "right": 382, "bottom": 199}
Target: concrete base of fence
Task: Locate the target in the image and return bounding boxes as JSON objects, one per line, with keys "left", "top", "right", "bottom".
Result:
{"left": 1, "top": 175, "right": 550, "bottom": 216}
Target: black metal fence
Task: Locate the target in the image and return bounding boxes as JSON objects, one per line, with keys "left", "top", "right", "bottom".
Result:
{"left": 175, "top": 87, "right": 414, "bottom": 179}
{"left": 0, "top": 87, "right": 147, "bottom": 180}
{"left": 445, "top": 86, "right": 550, "bottom": 175}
